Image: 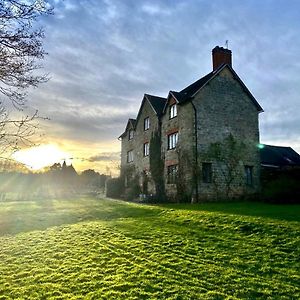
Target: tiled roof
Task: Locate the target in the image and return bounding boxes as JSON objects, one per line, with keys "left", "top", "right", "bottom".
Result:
{"left": 119, "top": 64, "right": 263, "bottom": 139}
{"left": 166, "top": 72, "right": 214, "bottom": 105}
{"left": 169, "top": 64, "right": 263, "bottom": 112}
{"left": 179, "top": 72, "right": 215, "bottom": 100}
{"left": 118, "top": 118, "right": 136, "bottom": 139}
{"left": 145, "top": 94, "right": 167, "bottom": 116}
{"left": 169, "top": 91, "right": 189, "bottom": 103}
{"left": 260, "top": 144, "right": 300, "bottom": 167}
{"left": 128, "top": 118, "right": 136, "bottom": 128}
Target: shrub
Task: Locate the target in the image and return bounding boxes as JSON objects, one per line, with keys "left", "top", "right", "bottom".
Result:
{"left": 105, "top": 177, "right": 124, "bottom": 198}
{"left": 261, "top": 168, "right": 300, "bottom": 204}
{"left": 124, "top": 176, "right": 141, "bottom": 201}
{"left": 262, "top": 177, "right": 300, "bottom": 204}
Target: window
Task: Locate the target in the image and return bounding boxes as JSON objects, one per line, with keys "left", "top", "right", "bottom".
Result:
{"left": 202, "top": 163, "right": 212, "bottom": 183}
{"left": 245, "top": 166, "right": 253, "bottom": 186}
{"left": 167, "top": 164, "right": 178, "bottom": 184}
{"left": 144, "top": 117, "right": 150, "bottom": 130}
{"left": 127, "top": 150, "right": 133, "bottom": 163}
{"left": 128, "top": 129, "right": 134, "bottom": 140}
{"left": 168, "top": 132, "right": 178, "bottom": 149}
{"left": 169, "top": 104, "right": 177, "bottom": 119}
{"left": 143, "top": 142, "right": 149, "bottom": 157}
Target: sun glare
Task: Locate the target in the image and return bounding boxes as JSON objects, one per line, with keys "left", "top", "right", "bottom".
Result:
{"left": 13, "top": 145, "right": 71, "bottom": 170}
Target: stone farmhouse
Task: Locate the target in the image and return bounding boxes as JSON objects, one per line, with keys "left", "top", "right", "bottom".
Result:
{"left": 119, "top": 46, "right": 263, "bottom": 201}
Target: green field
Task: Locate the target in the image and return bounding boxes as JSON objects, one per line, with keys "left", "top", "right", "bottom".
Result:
{"left": 0, "top": 198, "right": 299, "bottom": 299}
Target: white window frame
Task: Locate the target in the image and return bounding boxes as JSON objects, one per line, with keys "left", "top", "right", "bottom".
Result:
{"left": 168, "top": 132, "right": 178, "bottom": 150}
{"left": 128, "top": 129, "right": 134, "bottom": 140}
{"left": 127, "top": 150, "right": 133, "bottom": 163}
{"left": 144, "top": 117, "right": 150, "bottom": 130}
{"left": 170, "top": 104, "right": 177, "bottom": 119}
{"left": 143, "top": 142, "right": 149, "bottom": 157}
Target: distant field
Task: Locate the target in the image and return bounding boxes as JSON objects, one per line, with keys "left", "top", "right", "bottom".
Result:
{"left": 0, "top": 198, "right": 299, "bottom": 299}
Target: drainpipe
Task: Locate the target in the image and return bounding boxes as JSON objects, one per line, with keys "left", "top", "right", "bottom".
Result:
{"left": 191, "top": 101, "right": 199, "bottom": 202}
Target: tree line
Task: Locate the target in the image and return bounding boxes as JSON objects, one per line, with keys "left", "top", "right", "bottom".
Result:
{"left": 0, "top": 162, "right": 110, "bottom": 200}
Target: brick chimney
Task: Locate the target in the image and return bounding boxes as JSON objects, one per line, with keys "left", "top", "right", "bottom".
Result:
{"left": 212, "top": 46, "right": 232, "bottom": 71}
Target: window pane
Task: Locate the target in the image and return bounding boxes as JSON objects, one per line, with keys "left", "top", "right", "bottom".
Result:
{"left": 144, "top": 117, "right": 150, "bottom": 130}
{"left": 168, "top": 132, "right": 178, "bottom": 149}
{"left": 128, "top": 130, "right": 134, "bottom": 140}
{"left": 144, "top": 143, "right": 149, "bottom": 156}
{"left": 127, "top": 150, "right": 133, "bottom": 162}
{"left": 202, "top": 163, "right": 212, "bottom": 183}
{"left": 167, "top": 164, "right": 178, "bottom": 184}
{"left": 170, "top": 104, "right": 177, "bottom": 119}
{"left": 245, "top": 166, "right": 253, "bottom": 185}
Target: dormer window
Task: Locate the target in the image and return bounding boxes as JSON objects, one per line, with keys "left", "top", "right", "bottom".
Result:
{"left": 128, "top": 129, "right": 134, "bottom": 140}
{"left": 144, "top": 117, "right": 150, "bottom": 130}
{"left": 170, "top": 104, "right": 177, "bottom": 119}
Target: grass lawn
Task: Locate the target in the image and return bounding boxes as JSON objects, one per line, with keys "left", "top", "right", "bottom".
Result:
{"left": 0, "top": 198, "right": 299, "bottom": 299}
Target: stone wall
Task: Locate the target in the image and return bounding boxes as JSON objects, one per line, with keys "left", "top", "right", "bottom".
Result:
{"left": 193, "top": 67, "right": 261, "bottom": 200}
{"left": 120, "top": 98, "right": 160, "bottom": 194}
{"left": 161, "top": 97, "right": 195, "bottom": 200}
{"left": 120, "top": 66, "right": 261, "bottom": 201}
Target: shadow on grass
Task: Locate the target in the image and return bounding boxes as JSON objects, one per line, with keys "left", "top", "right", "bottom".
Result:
{"left": 158, "top": 201, "right": 300, "bottom": 222}
{"left": 1, "top": 197, "right": 299, "bottom": 236}
{"left": 0, "top": 197, "right": 161, "bottom": 236}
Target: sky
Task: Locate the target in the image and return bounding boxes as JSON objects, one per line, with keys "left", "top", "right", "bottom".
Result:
{"left": 14, "top": 0, "right": 300, "bottom": 174}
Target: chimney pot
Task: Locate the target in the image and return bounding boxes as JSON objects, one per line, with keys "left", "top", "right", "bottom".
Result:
{"left": 212, "top": 46, "right": 232, "bottom": 71}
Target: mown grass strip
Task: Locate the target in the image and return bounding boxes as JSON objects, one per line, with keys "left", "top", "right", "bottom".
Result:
{"left": 0, "top": 198, "right": 299, "bottom": 299}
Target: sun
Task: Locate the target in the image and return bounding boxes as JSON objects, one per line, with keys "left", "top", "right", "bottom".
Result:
{"left": 13, "top": 144, "right": 72, "bottom": 170}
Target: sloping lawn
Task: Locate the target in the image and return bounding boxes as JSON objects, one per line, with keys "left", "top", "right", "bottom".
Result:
{"left": 0, "top": 198, "right": 299, "bottom": 299}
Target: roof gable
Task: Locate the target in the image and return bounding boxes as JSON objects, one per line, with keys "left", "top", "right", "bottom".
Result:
{"left": 119, "top": 63, "right": 264, "bottom": 139}
{"left": 144, "top": 94, "right": 167, "bottom": 117}
{"left": 180, "top": 72, "right": 215, "bottom": 99}
{"left": 127, "top": 118, "right": 136, "bottom": 130}
{"left": 165, "top": 64, "right": 263, "bottom": 112}
{"left": 162, "top": 92, "right": 181, "bottom": 114}
{"left": 189, "top": 64, "right": 263, "bottom": 112}
{"left": 135, "top": 94, "right": 167, "bottom": 125}
{"left": 118, "top": 118, "right": 136, "bottom": 139}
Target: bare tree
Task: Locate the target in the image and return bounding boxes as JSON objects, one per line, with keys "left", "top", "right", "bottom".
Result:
{"left": 0, "top": 107, "right": 40, "bottom": 156}
{"left": 0, "top": 0, "right": 52, "bottom": 154}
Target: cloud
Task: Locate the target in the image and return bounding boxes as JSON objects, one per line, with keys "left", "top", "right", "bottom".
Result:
{"left": 141, "top": 3, "right": 173, "bottom": 16}
{"left": 88, "top": 151, "right": 120, "bottom": 162}
{"left": 36, "top": 100, "right": 134, "bottom": 143}
{"left": 22, "top": 0, "right": 300, "bottom": 168}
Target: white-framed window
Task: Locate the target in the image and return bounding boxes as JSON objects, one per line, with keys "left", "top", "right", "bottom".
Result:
{"left": 169, "top": 104, "right": 177, "bottom": 119}
{"left": 167, "top": 164, "right": 178, "bottom": 184}
{"left": 168, "top": 132, "right": 178, "bottom": 150}
{"left": 127, "top": 150, "right": 133, "bottom": 163}
{"left": 245, "top": 165, "right": 253, "bottom": 186}
{"left": 202, "top": 162, "right": 212, "bottom": 183}
{"left": 144, "top": 117, "right": 150, "bottom": 130}
{"left": 128, "top": 129, "right": 134, "bottom": 140}
{"left": 143, "top": 142, "right": 149, "bottom": 157}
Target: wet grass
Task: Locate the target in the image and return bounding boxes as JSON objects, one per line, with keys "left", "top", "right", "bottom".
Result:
{"left": 0, "top": 198, "right": 299, "bottom": 299}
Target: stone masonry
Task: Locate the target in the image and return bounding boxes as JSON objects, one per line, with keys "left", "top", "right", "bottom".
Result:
{"left": 119, "top": 46, "right": 263, "bottom": 201}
